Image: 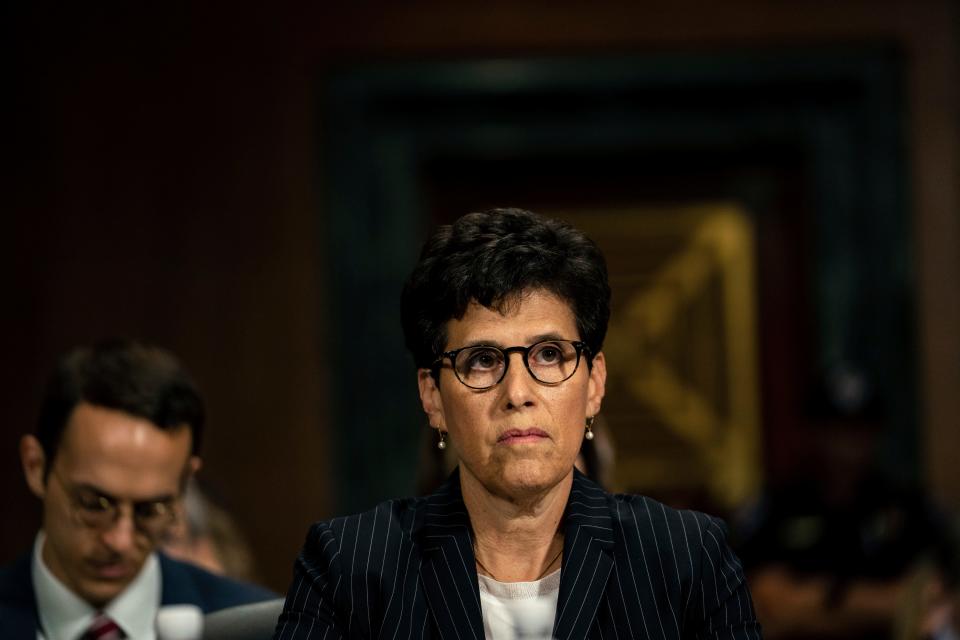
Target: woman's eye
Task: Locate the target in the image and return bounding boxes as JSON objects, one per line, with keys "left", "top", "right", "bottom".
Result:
{"left": 467, "top": 349, "right": 501, "bottom": 370}
{"left": 532, "top": 345, "right": 563, "bottom": 364}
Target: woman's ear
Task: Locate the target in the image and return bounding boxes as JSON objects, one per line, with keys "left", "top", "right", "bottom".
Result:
{"left": 417, "top": 369, "right": 445, "bottom": 430}
{"left": 586, "top": 351, "right": 607, "bottom": 418}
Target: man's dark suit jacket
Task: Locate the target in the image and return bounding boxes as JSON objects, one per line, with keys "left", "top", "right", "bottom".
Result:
{"left": 276, "top": 469, "right": 761, "bottom": 639}
{"left": 0, "top": 550, "right": 275, "bottom": 639}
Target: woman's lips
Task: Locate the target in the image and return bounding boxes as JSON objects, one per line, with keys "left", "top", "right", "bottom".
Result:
{"left": 497, "top": 428, "right": 550, "bottom": 444}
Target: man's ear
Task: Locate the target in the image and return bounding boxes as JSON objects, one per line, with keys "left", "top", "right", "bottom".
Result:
{"left": 20, "top": 435, "right": 47, "bottom": 499}
{"left": 417, "top": 369, "right": 445, "bottom": 431}
{"left": 177, "top": 455, "right": 202, "bottom": 494}
{"left": 586, "top": 351, "right": 607, "bottom": 418}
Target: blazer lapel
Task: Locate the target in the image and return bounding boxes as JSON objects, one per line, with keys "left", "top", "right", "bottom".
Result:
{"left": 415, "top": 470, "right": 485, "bottom": 640}
{"left": 158, "top": 553, "right": 203, "bottom": 607}
{"left": 553, "top": 471, "right": 615, "bottom": 640}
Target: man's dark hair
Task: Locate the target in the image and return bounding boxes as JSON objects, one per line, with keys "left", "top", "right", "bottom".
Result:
{"left": 401, "top": 208, "right": 611, "bottom": 370}
{"left": 36, "top": 339, "right": 205, "bottom": 469}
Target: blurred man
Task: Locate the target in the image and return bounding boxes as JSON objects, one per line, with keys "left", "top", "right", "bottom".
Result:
{"left": 738, "top": 368, "right": 958, "bottom": 639}
{"left": 162, "top": 479, "right": 258, "bottom": 581}
{"left": 0, "top": 340, "right": 273, "bottom": 639}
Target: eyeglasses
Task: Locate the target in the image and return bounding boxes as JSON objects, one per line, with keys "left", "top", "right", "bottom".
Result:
{"left": 52, "top": 469, "right": 178, "bottom": 541}
{"left": 432, "top": 339, "right": 590, "bottom": 390}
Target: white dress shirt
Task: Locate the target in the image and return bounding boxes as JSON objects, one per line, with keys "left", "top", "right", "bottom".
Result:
{"left": 32, "top": 532, "right": 161, "bottom": 640}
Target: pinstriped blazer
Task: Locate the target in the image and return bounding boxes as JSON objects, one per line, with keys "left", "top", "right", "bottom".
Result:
{"left": 275, "top": 469, "right": 761, "bottom": 639}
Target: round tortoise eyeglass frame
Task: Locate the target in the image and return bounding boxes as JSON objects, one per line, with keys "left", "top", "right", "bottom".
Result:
{"left": 429, "top": 339, "right": 591, "bottom": 390}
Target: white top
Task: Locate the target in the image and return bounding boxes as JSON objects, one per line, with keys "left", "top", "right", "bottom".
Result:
{"left": 477, "top": 569, "right": 560, "bottom": 640}
{"left": 32, "top": 531, "right": 161, "bottom": 640}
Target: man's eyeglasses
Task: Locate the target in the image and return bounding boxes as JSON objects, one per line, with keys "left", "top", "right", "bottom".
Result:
{"left": 52, "top": 470, "right": 178, "bottom": 540}
{"left": 432, "top": 339, "right": 590, "bottom": 390}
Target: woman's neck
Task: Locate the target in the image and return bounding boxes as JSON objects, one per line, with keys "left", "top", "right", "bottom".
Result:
{"left": 461, "top": 466, "right": 572, "bottom": 582}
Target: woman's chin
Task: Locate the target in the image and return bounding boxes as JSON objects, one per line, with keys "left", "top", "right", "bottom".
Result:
{"left": 496, "top": 462, "right": 572, "bottom": 498}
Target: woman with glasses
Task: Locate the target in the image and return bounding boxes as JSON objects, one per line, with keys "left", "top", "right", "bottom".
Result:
{"left": 276, "top": 209, "right": 760, "bottom": 639}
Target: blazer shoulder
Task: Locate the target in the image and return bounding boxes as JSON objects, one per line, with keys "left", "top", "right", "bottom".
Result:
{"left": 0, "top": 552, "right": 38, "bottom": 638}
{"left": 311, "top": 495, "right": 423, "bottom": 540}
{"left": 605, "top": 496, "right": 758, "bottom": 637}
{"left": 159, "top": 553, "right": 277, "bottom": 613}
{"left": 0, "top": 552, "right": 33, "bottom": 600}
{"left": 607, "top": 492, "right": 729, "bottom": 547}
{"left": 300, "top": 496, "right": 424, "bottom": 573}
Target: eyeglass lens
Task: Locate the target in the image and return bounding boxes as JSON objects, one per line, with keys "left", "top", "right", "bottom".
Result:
{"left": 68, "top": 483, "right": 175, "bottom": 538}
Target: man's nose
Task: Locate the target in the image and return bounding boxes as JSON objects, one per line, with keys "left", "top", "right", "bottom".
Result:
{"left": 100, "top": 506, "right": 137, "bottom": 553}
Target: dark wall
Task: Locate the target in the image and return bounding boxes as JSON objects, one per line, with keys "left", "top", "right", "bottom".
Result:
{"left": 4, "top": 5, "right": 330, "bottom": 592}
{"left": 4, "top": 2, "right": 958, "bottom": 593}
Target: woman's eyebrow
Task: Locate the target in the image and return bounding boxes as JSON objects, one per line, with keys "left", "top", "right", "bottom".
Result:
{"left": 528, "top": 332, "right": 567, "bottom": 343}
{"left": 457, "top": 332, "right": 568, "bottom": 349}
{"left": 459, "top": 339, "right": 505, "bottom": 349}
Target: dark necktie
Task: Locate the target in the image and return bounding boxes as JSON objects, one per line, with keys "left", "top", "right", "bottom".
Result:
{"left": 80, "top": 612, "right": 127, "bottom": 640}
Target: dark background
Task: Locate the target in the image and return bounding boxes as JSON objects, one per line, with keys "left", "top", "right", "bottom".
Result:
{"left": 4, "top": 2, "right": 958, "bottom": 593}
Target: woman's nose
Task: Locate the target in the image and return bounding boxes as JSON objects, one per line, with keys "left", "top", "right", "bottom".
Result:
{"left": 500, "top": 353, "right": 536, "bottom": 409}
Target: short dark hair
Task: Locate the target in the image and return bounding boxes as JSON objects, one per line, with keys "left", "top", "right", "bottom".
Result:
{"left": 401, "top": 208, "right": 611, "bottom": 370}
{"left": 36, "top": 339, "right": 205, "bottom": 468}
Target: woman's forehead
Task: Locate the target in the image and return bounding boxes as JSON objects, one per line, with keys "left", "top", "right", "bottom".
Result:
{"left": 445, "top": 290, "right": 578, "bottom": 347}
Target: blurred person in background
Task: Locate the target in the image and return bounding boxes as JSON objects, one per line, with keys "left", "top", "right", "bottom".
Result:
{"left": 0, "top": 340, "right": 274, "bottom": 639}
{"left": 161, "top": 479, "right": 258, "bottom": 583}
{"left": 737, "top": 367, "right": 958, "bottom": 639}
{"left": 276, "top": 208, "right": 760, "bottom": 639}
